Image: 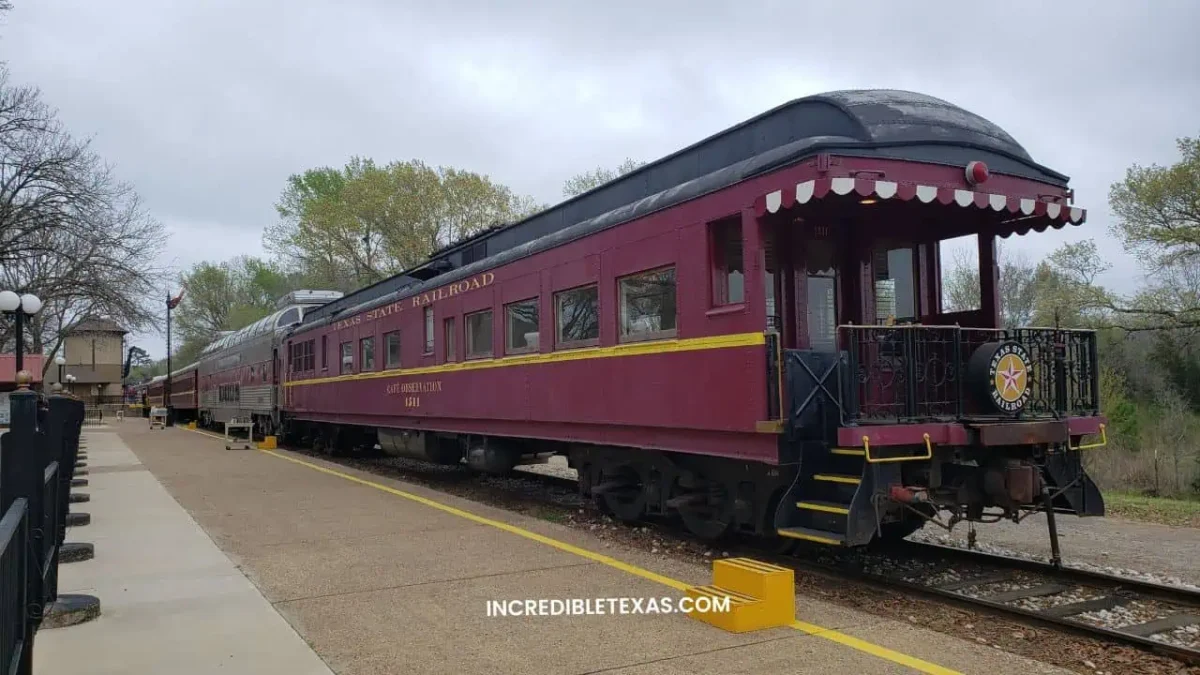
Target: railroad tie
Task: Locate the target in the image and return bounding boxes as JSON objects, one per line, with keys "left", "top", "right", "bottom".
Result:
{"left": 1040, "top": 594, "right": 1132, "bottom": 619}
{"left": 1122, "top": 613, "right": 1200, "bottom": 638}
{"left": 983, "top": 583, "right": 1072, "bottom": 604}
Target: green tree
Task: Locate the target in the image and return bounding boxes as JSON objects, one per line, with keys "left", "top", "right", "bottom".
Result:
{"left": 940, "top": 240, "right": 1094, "bottom": 327}
{"left": 264, "top": 158, "right": 543, "bottom": 290}
{"left": 1030, "top": 240, "right": 1111, "bottom": 327}
{"left": 1099, "top": 365, "right": 1141, "bottom": 443}
{"left": 174, "top": 256, "right": 299, "bottom": 348}
{"left": 562, "top": 158, "right": 646, "bottom": 198}
{"left": 1108, "top": 136, "right": 1200, "bottom": 327}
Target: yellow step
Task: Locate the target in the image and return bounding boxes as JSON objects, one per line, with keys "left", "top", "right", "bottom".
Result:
{"left": 257, "top": 435, "right": 278, "bottom": 450}
{"left": 813, "top": 473, "right": 860, "bottom": 485}
{"left": 831, "top": 447, "right": 865, "bottom": 456}
{"left": 777, "top": 526, "right": 845, "bottom": 546}
{"left": 685, "top": 557, "right": 794, "bottom": 633}
{"left": 796, "top": 501, "right": 850, "bottom": 515}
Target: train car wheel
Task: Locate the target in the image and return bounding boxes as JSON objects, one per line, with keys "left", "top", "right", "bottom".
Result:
{"left": 675, "top": 480, "right": 735, "bottom": 542}
{"left": 596, "top": 464, "right": 648, "bottom": 522}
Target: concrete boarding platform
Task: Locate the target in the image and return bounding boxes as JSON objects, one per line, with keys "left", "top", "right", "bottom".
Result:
{"left": 33, "top": 428, "right": 334, "bottom": 675}
{"left": 71, "top": 423, "right": 1075, "bottom": 675}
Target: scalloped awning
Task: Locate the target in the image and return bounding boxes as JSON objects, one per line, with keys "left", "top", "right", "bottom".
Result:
{"left": 753, "top": 177, "right": 1086, "bottom": 237}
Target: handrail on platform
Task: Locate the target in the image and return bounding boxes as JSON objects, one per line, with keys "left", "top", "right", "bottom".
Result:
{"left": 864, "top": 433, "right": 933, "bottom": 464}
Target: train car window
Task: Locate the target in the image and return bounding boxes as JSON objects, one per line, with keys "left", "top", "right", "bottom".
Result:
{"left": 321, "top": 335, "right": 328, "bottom": 370}
{"left": 465, "top": 310, "right": 493, "bottom": 359}
{"left": 444, "top": 319, "right": 456, "bottom": 362}
{"left": 384, "top": 331, "right": 401, "bottom": 369}
{"left": 360, "top": 336, "right": 376, "bottom": 371}
{"left": 276, "top": 307, "right": 301, "bottom": 328}
{"left": 873, "top": 245, "right": 917, "bottom": 323}
{"left": 505, "top": 299, "right": 539, "bottom": 354}
{"left": 618, "top": 267, "right": 677, "bottom": 342}
{"left": 423, "top": 307, "right": 434, "bottom": 354}
{"left": 709, "top": 217, "right": 744, "bottom": 305}
{"left": 340, "top": 342, "right": 353, "bottom": 374}
{"left": 555, "top": 285, "right": 599, "bottom": 347}
{"left": 763, "top": 227, "right": 779, "bottom": 331}
{"left": 304, "top": 339, "right": 315, "bottom": 371}
{"left": 806, "top": 239, "right": 838, "bottom": 351}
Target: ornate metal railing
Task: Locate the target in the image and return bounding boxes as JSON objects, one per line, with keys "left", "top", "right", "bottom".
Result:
{"left": 838, "top": 325, "right": 1100, "bottom": 424}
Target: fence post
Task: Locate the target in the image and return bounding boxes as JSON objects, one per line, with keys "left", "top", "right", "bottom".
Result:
{"left": 2, "top": 380, "right": 42, "bottom": 675}
{"left": 41, "top": 394, "right": 100, "bottom": 630}
{"left": 56, "top": 398, "right": 92, "bottom": 564}
{"left": 64, "top": 399, "right": 89, "bottom": 529}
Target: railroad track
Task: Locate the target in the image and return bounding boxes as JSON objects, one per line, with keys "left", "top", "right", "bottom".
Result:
{"left": 280, "top": 445, "right": 1200, "bottom": 666}
{"left": 793, "top": 539, "right": 1200, "bottom": 666}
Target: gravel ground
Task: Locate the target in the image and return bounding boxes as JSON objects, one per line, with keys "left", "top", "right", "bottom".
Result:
{"left": 1151, "top": 624, "right": 1200, "bottom": 650}
{"left": 907, "top": 513, "right": 1200, "bottom": 587}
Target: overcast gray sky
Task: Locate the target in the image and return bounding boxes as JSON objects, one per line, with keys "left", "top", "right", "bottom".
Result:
{"left": 6, "top": 1, "right": 1198, "bottom": 359}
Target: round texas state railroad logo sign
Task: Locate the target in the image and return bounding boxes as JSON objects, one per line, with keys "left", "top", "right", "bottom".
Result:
{"left": 988, "top": 342, "right": 1032, "bottom": 412}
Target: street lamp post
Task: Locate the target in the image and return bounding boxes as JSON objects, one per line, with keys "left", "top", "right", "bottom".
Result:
{"left": 0, "top": 290, "right": 43, "bottom": 377}
{"left": 65, "top": 373, "right": 76, "bottom": 395}
{"left": 55, "top": 354, "right": 65, "bottom": 384}
{"left": 165, "top": 288, "right": 182, "bottom": 427}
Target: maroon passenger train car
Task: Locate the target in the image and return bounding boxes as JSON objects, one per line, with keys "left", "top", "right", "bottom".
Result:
{"left": 279, "top": 90, "right": 1107, "bottom": 549}
{"left": 144, "top": 365, "right": 198, "bottom": 417}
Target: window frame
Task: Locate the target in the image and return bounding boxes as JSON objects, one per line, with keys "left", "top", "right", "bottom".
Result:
{"left": 464, "top": 309, "right": 494, "bottom": 360}
{"left": 709, "top": 216, "right": 745, "bottom": 307}
{"left": 340, "top": 341, "right": 353, "bottom": 374}
{"left": 554, "top": 283, "right": 600, "bottom": 349}
{"left": 423, "top": 306, "right": 435, "bottom": 354}
{"left": 617, "top": 265, "right": 678, "bottom": 344}
{"left": 504, "top": 297, "right": 540, "bottom": 355}
{"left": 321, "top": 335, "right": 328, "bottom": 370}
{"left": 444, "top": 317, "right": 457, "bottom": 363}
{"left": 360, "top": 335, "right": 376, "bottom": 371}
{"left": 384, "top": 331, "right": 401, "bottom": 369}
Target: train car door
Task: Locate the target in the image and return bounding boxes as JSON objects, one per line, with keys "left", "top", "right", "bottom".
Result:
{"left": 764, "top": 219, "right": 849, "bottom": 352}
{"left": 273, "top": 347, "right": 285, "bottom": 409}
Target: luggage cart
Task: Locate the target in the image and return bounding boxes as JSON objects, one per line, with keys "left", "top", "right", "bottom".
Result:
{"left": 224, "top": 417, "right": 255, "bottom": 450}
{"left": 149, "top": 407, "right": 167, "bottom": 429}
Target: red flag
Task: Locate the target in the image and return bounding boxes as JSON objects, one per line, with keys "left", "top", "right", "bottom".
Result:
{"left": 167, "top": 288, "right": 184, "bottom": 309}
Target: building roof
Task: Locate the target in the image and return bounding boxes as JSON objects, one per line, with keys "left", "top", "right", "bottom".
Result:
{"left": 0, "top": 354, "right": 44, "bottom": 384}
{"left": 72, "top": 318, "right": 127, "bottom": 335}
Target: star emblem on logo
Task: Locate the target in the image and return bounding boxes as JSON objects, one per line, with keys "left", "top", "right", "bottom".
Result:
{"left": 999, "top": 360, "right": 1024, "bottom": 396}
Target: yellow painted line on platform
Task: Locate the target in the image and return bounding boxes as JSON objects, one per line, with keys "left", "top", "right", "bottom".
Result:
{"left": 181, "top": 426, "right": 961, "bottom": 675}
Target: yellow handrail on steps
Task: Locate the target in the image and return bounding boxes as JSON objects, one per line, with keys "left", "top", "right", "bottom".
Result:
{"left": 864, "top": 433, "right": 933, "bottom": 464}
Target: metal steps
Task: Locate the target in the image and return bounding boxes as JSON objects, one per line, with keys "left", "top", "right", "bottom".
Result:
{"left": 774, "top": 443, "right": 869, "bottom": 546}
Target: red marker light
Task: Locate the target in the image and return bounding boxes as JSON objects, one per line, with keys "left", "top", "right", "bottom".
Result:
{"left": 966, "top": 161, "right": 989, "bottom": 186}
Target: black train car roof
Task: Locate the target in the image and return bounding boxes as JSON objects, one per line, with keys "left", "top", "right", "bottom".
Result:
{"left": 299, "top": 89, "right": 1068, "bottom": 328}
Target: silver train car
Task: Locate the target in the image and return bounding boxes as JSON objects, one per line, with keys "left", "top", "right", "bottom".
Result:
{"left": 181, "top": 290, "right": 342, "bottom": 435}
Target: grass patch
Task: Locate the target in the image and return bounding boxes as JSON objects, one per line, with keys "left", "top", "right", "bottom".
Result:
{"left": 1103, "top": 490, "right": 1200, "bottom": 527}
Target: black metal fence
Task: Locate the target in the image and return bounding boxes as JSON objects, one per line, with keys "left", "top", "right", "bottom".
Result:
{"left": 0, "top": 388, "right": 84, "bottom": 674}
{"left": 835, "top": 324, "right": 1100, "bottom": 424}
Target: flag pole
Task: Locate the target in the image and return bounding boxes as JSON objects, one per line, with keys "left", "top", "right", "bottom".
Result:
{"left": 165, "top": 289, "right": 174, "bottom": 427}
